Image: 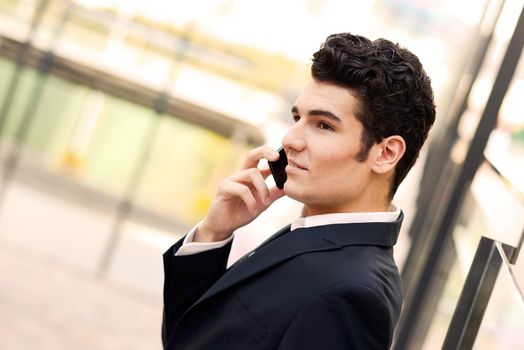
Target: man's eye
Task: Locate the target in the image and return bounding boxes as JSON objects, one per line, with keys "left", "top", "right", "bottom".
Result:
{"left": 318, "top": 122, "right": 333, "bottom": 130}
{"left": 293, "top": 115, "right": 300, "bottom": 122}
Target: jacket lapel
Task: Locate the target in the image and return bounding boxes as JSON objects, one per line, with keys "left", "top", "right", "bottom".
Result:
{"left": 187, "top": 225, "right": 339, "bottom": 310}
{"left": 186, "top": 212, "right": 403, "bottom": 312}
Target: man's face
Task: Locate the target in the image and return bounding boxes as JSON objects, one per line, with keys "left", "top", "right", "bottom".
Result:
{"left": 282, "top": 80, "right": 382, "bottom": 215}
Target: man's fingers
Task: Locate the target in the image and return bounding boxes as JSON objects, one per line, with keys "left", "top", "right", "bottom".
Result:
{"left": 241, "top": 146, "right": 279, "bottom": 170}
{"left": 229, "top": 168, "right": 271, "bottom": 205}
{"left": 215, "top": 146, "right": 286, "bottom": 216}
{"left": 218, "top": 181, "right": 258, "bottom": 214}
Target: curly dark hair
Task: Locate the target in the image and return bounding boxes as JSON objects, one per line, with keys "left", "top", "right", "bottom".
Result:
{"left": 311, "top": 33, "right": 436, "bottom": 198}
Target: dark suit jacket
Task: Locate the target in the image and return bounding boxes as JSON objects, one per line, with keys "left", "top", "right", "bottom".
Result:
{"left": 162, "top": 213, "right": 404, "bottom": 349}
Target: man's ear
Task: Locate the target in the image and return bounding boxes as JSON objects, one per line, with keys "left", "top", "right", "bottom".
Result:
{"left": 371, "top": 136, "right": 406, "bottom": 174}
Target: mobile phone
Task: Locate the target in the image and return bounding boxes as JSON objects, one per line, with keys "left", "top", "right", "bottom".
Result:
{"left": 268, "top": 147, "right": 288, "bottom": 189}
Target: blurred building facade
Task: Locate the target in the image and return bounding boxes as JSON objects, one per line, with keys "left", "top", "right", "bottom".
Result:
{"left": 0, "top": 0, "right": 523, "bottom": 349}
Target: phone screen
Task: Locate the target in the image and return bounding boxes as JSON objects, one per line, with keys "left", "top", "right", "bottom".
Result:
{"left": 268, "top": 147, "right": 288, "bottom": 189}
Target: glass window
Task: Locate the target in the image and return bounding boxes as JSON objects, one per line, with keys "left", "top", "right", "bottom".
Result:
{"left": 60, "top": 5, "right": 112, "bottom": 54}
{"left": 482, "top": 13, "right": 524, "bottom": 291}
{"left": 512, "top": 234, "right": 524, "bottom": 291}
{"left": 0, "top": 63, "right": 39, "bottom": 142}
{"left": 471, "top": 164, "right": 524, "bottom": 249}
{"left": 484, "top": 35, "right": 524, "bottom": 196}
{"left": 23, "top": 75, "right": 89, "bottom": 165}
{"left": 474, "top": 251, "right": 524, "bottom": 348}
{"left": 422, "top": 190, "right": 492, "bottom": 350}
{"left": 0, "top": 0, "right": 38, "bottom": 41}
{"left": 80, "top": 94, "right": 153, "bottom": 197}
{"left": 421, "top": 161, "right": 524, "bottom": 349}
{"left": 134, "top": 115, "right": 248, "bottom": 226}
{"left": 0, "top": 56, "right": 16, "bottom": 116}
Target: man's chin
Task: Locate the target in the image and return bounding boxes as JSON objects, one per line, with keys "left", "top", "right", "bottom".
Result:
{"left": 283, "top": 183, "right": 307, "bottom": 203}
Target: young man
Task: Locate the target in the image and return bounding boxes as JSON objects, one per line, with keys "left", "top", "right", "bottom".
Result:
{"left": 162, "top": 33, "right": 436, "bottom": 349}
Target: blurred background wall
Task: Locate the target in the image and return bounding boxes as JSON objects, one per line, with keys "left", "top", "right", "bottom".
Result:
{"left": 0, "top": 0, "right": 523, "bottom": 349}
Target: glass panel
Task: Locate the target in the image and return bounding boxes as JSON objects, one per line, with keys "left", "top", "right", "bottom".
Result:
{"left": 422, "top": 162, "right": 524, "bottom": 349}
{"left": 0, "top": 0, "right": 38, "bottom": 41}
{"left": 422, "top": 192, "right": 491, "bottom": 350}
{"left": 471, "top": 163, "right": 524, "bottom": 296}
{"left": 31, "top": 0, "right": 72, "bottom": 49}
{"left": 80, "top": 94, "right": 153, "bottom": 197}
{"left": 470, "top": 164, "right": 524, "bottom": 248}
{"left": 58, "top": 5, "right": 112, "bottom": 54}
{"left": 0, "top": 0, "right": 20, "bottom": 11}
{"left": 134, "top": 116, "right": 247, "bottom": 226}
{"left": 117, "top": 26, "right": 173, "bottom": 90}
{"left": 484, "top": 18, "right": 524, "bottom": 196}
{"left": 474, "top": 247, "right": 524, "bottom": 348}
{"left": 511, "top": 239, "right": 524, "bottom": 293}
{"left": 422, "top": 257, "right": 468, "bottom": 350}
{"left": 0, "top": 56, "right": 16, "bottom": 115}
{"left": 55, "top": 4, "right": 173, "bottom": 91}
{"left": 23, "top": 75, "right": 89, "bottom": 165}
{"left": 453, "top": 0, "right": 522, "bottom": 164}
{"left": 482, "top": 14, "right": 524, "bottom": 291}
{"left": 0, "top": 64, "right": 39, "bottom": 142}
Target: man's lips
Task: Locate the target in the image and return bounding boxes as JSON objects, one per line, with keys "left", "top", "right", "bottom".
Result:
{"left": 287, "top": 159, "right": 307, "bottom": 170}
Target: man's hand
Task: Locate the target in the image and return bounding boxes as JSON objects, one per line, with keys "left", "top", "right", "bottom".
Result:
{"left": 194, "top": 146, "right": 286, "bottom": 242}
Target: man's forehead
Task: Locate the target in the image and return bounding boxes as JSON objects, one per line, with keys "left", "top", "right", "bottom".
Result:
{"left": 293, "top": 80, "right": 360, "bottom": 118}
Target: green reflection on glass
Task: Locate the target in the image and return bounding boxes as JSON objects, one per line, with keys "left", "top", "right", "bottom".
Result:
{"left": 82, "top": 95, "right": 152, "bottom": 196}
{"left": 135, "top": 115, "right": 241, "bottom": 225}
{"left": 0, "top": 58, "right": 39, "bottom": 141}
{"left": 24, "top": 75, "right": 88, "bottom": 163}
{"left": 0, "top": 57, "right": 15, "bottom": 109}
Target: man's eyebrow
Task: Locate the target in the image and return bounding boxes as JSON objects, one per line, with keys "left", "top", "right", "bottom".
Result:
{"left": 291, "top": 106, "right": 342, "bottom": 124}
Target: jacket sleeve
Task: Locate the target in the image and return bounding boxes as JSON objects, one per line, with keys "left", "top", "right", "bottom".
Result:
{"left": 162, "top": 236, "right": 232, "bottom": 348}
{"left": 277, "top": 283, "right": 395, "bottom": 350}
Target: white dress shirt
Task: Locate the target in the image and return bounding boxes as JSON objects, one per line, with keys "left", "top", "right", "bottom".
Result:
{"left": 176, "top": 204, "right": 401, "bottom": 265}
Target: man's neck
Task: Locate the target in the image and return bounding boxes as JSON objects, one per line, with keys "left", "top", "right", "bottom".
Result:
{"left": 301, "top": 200, "right": 392, "bottom": 217}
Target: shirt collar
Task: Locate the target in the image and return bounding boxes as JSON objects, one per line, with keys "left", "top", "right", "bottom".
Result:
{"left": 290, "top": 204, "right": 401, "bottom": 231}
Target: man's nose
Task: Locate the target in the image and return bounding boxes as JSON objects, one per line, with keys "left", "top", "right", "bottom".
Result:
{"left": 282, "top": 122, "right": 306, "bottom": 153}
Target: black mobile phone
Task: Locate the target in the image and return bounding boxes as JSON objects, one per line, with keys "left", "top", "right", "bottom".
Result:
{"left": 268, "top": 147, "right": 288, "bottom": 189}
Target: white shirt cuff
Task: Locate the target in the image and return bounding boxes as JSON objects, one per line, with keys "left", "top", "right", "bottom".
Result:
{"left": 175, "top": 222, "right": 234, "bottom": 256}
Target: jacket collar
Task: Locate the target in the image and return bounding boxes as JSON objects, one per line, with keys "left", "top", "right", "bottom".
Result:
{"left": 183, "top": 212, "right": 403, "bottom": 316}
{"left": 323, "top": 211, "right": 403, "bottom": 246}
